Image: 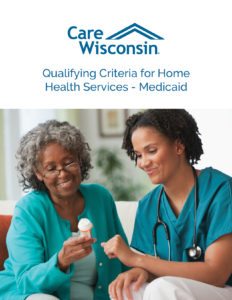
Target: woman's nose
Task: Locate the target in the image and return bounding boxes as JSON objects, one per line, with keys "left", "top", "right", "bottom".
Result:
{"left": 56, "top": 167, "right": 69, "bottom": 178}
{"left": 139, "top": 156, "right": 151, "bottom": 168}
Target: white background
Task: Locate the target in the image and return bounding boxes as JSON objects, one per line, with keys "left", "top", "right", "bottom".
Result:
{"left": 0, "top": 0, "right": 231, "bottom": 108}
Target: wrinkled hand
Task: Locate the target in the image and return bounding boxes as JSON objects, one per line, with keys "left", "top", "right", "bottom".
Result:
{"left": 101, "top": 235, "right": 137, "bottom": 267}
{"left": 109, "top": 268, "right": 149, "bottom": 300}
{"left": 58, "top": 235, "right": 96, "bottom": 272}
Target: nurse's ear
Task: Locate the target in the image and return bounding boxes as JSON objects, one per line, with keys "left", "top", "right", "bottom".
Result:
{"left": 175, "top": 140, "right": 185, "bottom": 155}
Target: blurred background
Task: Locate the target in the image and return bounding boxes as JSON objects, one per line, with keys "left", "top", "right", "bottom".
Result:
{"left": 0, "top": 109, "right": 232, "bottom": 202}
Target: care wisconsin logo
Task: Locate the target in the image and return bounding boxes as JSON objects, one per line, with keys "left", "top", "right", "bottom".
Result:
{"left": 67, "top": 23, "right": 164, "bottom": 55}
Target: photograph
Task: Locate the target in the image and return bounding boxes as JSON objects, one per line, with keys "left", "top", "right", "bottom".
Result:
{"left": 98, "top": 109, "right": 128, "bottom": 137}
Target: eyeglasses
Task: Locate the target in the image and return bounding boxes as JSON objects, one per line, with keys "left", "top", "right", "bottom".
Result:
{"left": 43, "top": 162, "right": 79, "bottom": 179}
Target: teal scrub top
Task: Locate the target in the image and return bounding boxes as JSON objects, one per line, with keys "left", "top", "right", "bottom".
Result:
{"left": 131, "top": 167, "right": 232, "bottom": 285}
{"left": 0, "top": 183, "right": 128, "bottom": 300}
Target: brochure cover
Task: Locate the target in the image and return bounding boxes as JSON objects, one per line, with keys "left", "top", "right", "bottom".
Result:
{"left": 0, "top": 1, "right": 232, "bottom": 299}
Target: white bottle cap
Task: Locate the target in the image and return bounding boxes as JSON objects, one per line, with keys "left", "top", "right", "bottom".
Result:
{"left": 78, "top": 218, "right": 93, "bottom": 232}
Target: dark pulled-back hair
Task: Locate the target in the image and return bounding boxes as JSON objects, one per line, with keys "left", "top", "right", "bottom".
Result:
{"left": 122, "top": 109, "right": 203, "bottom": 165}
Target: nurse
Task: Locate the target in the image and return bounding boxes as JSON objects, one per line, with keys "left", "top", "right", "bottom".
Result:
{"left": 102, "top": 109, "right": 232, "bottom": 300}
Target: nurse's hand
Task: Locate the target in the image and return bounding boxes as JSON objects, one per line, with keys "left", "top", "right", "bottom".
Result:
{"left": 109, "top": 268, "right": 149, "bottom": 300}
{"left": 101, "top": 235, "right": 138, "bottom": 267}
{"left": 58, "top": 235, "right": 96, "bottom": 272}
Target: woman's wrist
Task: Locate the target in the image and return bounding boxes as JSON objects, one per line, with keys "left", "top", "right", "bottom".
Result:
{"left": 57, "top": 252, "right": 69, "bottom": 272}
{"left": 133, "top": 253, "right": 155, "bottom": 269}
{"left": 130, "top": 252, "right": 145, "bottom": 268}
{"left": 57, "top": 261, "right": 69, "bottom": 273}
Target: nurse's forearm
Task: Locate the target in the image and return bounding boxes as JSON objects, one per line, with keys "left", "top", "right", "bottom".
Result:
{"left": 133, "top": 254, "right": 226, "bottom": 287}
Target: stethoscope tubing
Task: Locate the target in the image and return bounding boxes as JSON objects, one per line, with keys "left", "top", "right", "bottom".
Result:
{"left": 153, "top": 167, "right": 200, "bottom": 261}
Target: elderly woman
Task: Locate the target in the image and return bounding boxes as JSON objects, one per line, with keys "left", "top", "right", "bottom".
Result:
{"left": 102, "top": 109, "right": 232, "bottom": 300}
{"left": 0, "top": 120, "right": 127, "bottom": 300}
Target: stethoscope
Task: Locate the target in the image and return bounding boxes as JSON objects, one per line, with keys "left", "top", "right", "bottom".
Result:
{"left": 153, "top": 167, "right": 202, "bottom": 261}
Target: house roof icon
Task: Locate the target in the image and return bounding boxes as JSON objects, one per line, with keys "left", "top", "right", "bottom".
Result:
{"left": 106, "top": 23, "right": 164, "bottom": 40}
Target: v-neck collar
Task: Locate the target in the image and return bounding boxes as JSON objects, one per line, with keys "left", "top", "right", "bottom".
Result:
{"left": 162, "top": 168, "right": 208, "bottom": 226}
{"left": 163, "top": 187, "right": 194, "bottom": 225}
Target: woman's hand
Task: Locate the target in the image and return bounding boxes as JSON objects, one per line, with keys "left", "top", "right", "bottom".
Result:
{"left": 58, "top": 235, "right": 96, "bottom": 272}
{"left": 101, "top": 235, "right": 138, "bottom": 267}
{"left": 109, "top": 268, "right": 149, "bottom": 300}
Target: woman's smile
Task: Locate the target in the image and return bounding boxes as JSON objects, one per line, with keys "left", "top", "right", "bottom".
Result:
{"left": 56, "top": 179, "right": 73, "bottom": 188}
{"left": 36, "top": 143, "right": 81, "bottom": 201}
{"left": 144, "top": 167, "right": 158, "bottom": 176}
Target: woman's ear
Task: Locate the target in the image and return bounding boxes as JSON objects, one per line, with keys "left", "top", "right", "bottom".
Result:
{"left": 34, "top": 168, "right": 43, "bottom": 181}
{"left": 175, "top": 140, "right": 185, "bottom": 155}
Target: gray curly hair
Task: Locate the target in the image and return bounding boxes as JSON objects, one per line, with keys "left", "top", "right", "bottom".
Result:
{"left": 16, "top": 119, "right": 92, "bottom": 191}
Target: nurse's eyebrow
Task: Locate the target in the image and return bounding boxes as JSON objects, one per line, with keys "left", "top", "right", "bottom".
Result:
{"left": 143, "top": 143, "right": 158, "bottom": 150}
{"left": 133, "top": 143, "right": 158, "bottom": 153}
